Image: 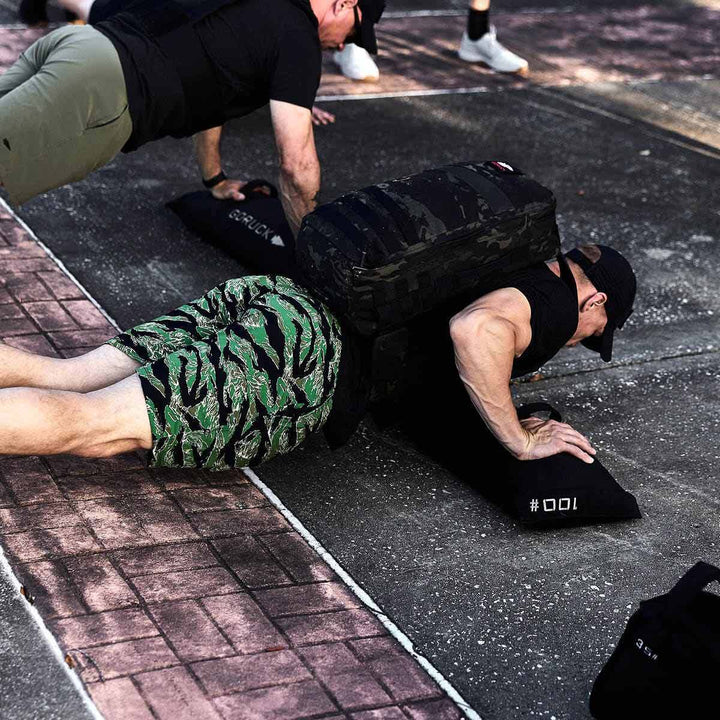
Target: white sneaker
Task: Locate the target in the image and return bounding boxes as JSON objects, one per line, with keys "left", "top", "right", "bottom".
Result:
{"left": 333, "top": 44, "right": 380, "bottom": 82}
{"left": 458, "top": 27, "right": 529, "bottom": 76}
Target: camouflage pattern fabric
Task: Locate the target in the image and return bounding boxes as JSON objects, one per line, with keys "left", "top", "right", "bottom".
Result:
{"left": 107, "top": 276, "right": 342, "bottom": 471}
{"left": 296, "top": 160, "right": 560, "bottom": 337}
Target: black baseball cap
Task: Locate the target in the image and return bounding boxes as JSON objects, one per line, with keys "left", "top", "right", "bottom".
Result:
{"left": 566, "top": 244, "right": 637, "bottom": 362}
{"left": 353, "top": 0, "right": 385, "bottom": 54}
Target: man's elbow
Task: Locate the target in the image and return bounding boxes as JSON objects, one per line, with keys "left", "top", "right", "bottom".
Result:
{"left": 449, "top": 311, "right": 482, "bottom": 347}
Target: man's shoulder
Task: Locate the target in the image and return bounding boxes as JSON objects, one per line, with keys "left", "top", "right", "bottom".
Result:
{"left": 264, "top": 0, "right": 318, "bottom": 29}
{"left": 460, "top": 287, "right": 532, "bottom": 326}
{"left": 459, "top": 262, "right": 566, "bottom": 324}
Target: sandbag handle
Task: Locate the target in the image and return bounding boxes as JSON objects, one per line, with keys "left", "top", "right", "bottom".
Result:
{"left": 241, "top": 179, "right": 278, "bottom": 198}
{"left": 516, "top": 402, "right": 563, "bottom": 422}
{"left": 665, "top": 561, "right": 720, "bottom": 613}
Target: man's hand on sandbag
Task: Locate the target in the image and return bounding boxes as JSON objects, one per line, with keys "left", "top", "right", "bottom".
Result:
{"left": 518, "top": 416, "right": 596, "bottom": 464}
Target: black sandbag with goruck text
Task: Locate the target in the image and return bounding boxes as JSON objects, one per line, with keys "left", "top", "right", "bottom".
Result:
{"left": 295, "top": 160, "right": 561, "bottom": 336}
{"left": 167, "top": 180, "right": 297, "bottom": 278}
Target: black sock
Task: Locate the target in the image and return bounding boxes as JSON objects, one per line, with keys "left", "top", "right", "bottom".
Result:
{"left": 467, "top": 9, "right": 490, "bottom": 41}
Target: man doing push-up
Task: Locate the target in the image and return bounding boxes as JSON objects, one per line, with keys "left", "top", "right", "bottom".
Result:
{"left": 0, "top": 243, "right": 635, "bottom": 471}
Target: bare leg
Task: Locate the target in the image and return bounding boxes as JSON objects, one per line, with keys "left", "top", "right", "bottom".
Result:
{"left": 469, "top": 0, "right": 490, "bottom": 10}
{"left": 0, "top": 375, "right": 152, "bottom": 458}
{"left": 0, "top": 343, "right": 140, "bottom": 392}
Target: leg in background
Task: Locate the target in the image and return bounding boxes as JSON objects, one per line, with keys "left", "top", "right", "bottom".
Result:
{"left": 0, "top": 46, "right": 42, "bottom": 101}
{"left": 0, "top": 25, "right": 131, "bottom": 205}
{"left": 0, "top": 31, "right": 43, "bottom": 189}
{"left": 0, "top": 375, "right": 152, "bottom": 458}
{"left": 468, "top": 0, "right": 491, "bottom": 40}
{"left": 0, "top": 343, "right": 140, "bottom": 392}
{"left": 459, "top": 0, "right": 529, "bottom": 75}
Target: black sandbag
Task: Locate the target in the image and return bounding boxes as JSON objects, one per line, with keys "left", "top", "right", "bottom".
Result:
{"left": 590, "top": 562, "right": 720, "bottom": 719}
{"left": 391, "top": 390, "right": 641, "bottom": 527}
{"left": 167, "top": 181, "right": 297, "bottom": 278}
{"left": 507, "top": 403, "right": 642, "bottom": 526}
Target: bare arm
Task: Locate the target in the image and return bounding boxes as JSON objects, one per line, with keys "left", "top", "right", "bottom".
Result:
{"left": 270, "top": 100, "right": 320, "bottom": 237}
{"left": 311, "top": 105, "right": 336, "bottom": 126}
{"left": 193, "top": 126, "right": 248, "bottom": 200}
{"left": 193, "top": 126, "right": 223, "bottom": 181}
{"left": 450, "top": 289, "right": 596, "bottom": 463}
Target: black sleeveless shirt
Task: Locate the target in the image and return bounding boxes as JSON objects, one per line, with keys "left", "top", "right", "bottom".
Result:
{"left": 504, "top": 256, "right": 578, "bottom": 378}
{"left": 323, "top": 257, "right": 579, "bottom": 448}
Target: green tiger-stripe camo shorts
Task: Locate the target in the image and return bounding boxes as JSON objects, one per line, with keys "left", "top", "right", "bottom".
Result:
{"left": 107, "top": 276, "right": 343, "bottom": 471}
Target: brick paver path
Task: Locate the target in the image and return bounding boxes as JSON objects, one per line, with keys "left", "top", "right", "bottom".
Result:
{"left": 0, "top": 207, "right": 462, "bottom": 718}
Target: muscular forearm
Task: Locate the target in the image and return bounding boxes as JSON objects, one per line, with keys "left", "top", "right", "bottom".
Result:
{"left": 455, "top": 356, "right": 527, "bottom": 458}
{"left": 279, "top": 159, "right": 319, "bottom": 237}
{"left": 193, "top": 126, "right": 223, "bottom": 180}
{"left": 450, "top": 304, "right": 597, "bottom": 464}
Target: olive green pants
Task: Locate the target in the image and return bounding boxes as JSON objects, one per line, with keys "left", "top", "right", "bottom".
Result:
{"left": 0, "top": 25, "right": 132, "bottom": 205}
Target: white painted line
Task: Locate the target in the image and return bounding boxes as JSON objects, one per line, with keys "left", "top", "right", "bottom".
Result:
{"left": 316, "top": 85, "right": 492, "bottom": 102}
{"left": 317, "top": 80, "right": 720, "bottom": 159}
{"left": 0, "top": 543, "right": 105, "bottom": 720}
{"left": 243, "top": 467, "right": 483, "bottom": 720}
{"left": 532, "top": 86, "right": 720, "bottom": 161}
{"left": 383, "top": 9, "right": 466, "bottom": 18}
{"left": 1, "top": 195, "right": 478, "bottom": 717}
{"left": 0, "top": 198, "right": 121, "bottom": 331}
{"left": 0, "top": 198, "right": 115, "bottom": 718}
{"left": 317, "top": 74, "right": 716, "bottom": 104}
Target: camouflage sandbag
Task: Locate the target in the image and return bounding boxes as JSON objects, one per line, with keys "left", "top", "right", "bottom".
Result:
{"left": 295, "top": 160, "right": 561, "bottom": 336}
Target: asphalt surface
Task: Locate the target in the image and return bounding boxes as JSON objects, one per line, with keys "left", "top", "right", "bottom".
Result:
{"left": 0, "top": 557, "right": 95, "bottom": 720}
{"left": 1, "top": 1, "right": 719, "bottom": 718}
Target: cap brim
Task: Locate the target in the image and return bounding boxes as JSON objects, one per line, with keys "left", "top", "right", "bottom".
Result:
{"left": 581, "top": 327, "right": 614, "bottom": 362}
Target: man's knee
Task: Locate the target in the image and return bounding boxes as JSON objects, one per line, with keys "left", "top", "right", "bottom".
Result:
{"left": 82, "top": 376, "right": 153, "bottom": 453}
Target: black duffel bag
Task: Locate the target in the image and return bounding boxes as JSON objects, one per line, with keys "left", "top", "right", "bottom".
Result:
{"left": 590, "top": 561, "right": 720, "bottom": 719}
{"left": 296, "top": 160, "right": 560, "bottom": 336}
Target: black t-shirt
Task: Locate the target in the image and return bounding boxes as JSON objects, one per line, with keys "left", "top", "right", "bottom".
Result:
{"left": 95, "top": 0, "right": 321, "bottom": 151}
